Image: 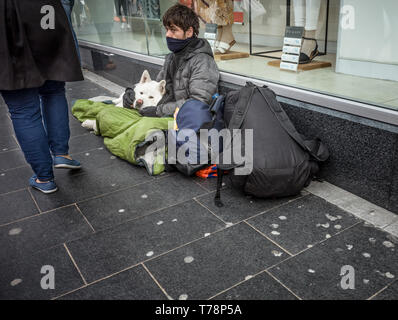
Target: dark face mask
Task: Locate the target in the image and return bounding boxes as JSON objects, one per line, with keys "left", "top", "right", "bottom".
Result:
{"left": 166, "top": 36, "right": 194, "bottom": 53}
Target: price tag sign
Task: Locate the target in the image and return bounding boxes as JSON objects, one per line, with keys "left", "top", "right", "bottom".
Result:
{"left": 204, "top": 23, "right": 218, "bottom": 50}
{"left": 280, "top": 26, "right": 304, "bottom": 72}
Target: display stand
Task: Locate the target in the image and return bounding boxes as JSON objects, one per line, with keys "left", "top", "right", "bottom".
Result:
{"left": 279, "top": 26, "right": 303, "bottom": 71}
{"left": 249, "top": 0, "right": 330, "bottom": 59}
{"left": 267, "top": 26, "right": 332, "bottom": 72}
{"left": 214, "top": 51, "right": 249, "bottom": 61}
{"left": 268, "top": 60, "right": 332, "bottom": 71}
{"left": 204, "top": 23, "right": 218, "bottom": 52}
{"left": 205, "top": 23, "right": 250, "bottom": 61}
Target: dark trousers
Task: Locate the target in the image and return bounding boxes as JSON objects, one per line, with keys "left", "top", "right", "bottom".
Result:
{"left": 114, "top": 0, "right": 128, "bottom": 17}
{"left": 1, "top": 81, "right": 70, "bottom": 181}
{"left": 61, "top": 0, "right": 81, "bottom": 62}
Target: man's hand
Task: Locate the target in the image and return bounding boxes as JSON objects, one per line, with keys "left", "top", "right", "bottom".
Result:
{"left": 123, "top": 87, "right": 135, "bottom": 109}
{"left": 139, "top": 106, "right": 158, "bottom": 117}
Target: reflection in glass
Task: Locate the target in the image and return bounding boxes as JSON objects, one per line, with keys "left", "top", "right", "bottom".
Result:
{"left": 72, "top": 0, "right": 398, "bottom": 111}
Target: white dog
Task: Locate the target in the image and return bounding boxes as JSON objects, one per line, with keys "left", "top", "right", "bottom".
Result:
{"left": 82, "top": 70, "right": 166, "bottom": 131}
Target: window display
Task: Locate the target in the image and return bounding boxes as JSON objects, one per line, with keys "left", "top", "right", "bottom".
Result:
{"left": 292, "top": 0, "right": 321, "bottom": 63}
{"left": 179, "top": 0, "right": 250, "bottom": 60}
{"left": 73, "top": 0, "right": 398, "bottom": 112}
{"left": 336, "top": 0, "right": 398, "bottom": 82}
{"left": 194, "top": 0, "right": 236, "bottom": 54}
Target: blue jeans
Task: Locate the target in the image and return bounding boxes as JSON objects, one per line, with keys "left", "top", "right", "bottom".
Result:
{"left": 1, "top": 81, "right": 70, "bottom": 181}
{"left": 61, "top": 0, "right": 81, "bottom": 63}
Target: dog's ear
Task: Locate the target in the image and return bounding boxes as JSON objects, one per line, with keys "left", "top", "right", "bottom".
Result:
{"left": 158, "top": 80, "right": 166, "bottom": 95}
{"left": 140, "top": 70, "right": 151, "bottom": 84}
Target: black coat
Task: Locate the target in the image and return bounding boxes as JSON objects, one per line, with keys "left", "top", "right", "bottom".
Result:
{"left": 0, "top": 0, "right": 83, "bottom": 91}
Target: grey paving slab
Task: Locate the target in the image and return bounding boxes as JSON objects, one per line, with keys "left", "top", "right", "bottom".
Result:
{"left": 192, "top": 175, "right": 234, "bottom": 193}
{"left": 192, "top": 176, "right": 218, "bottom": 192}
{"left": 69, "top": 146, "right": 126, "bottom": 171}
{"left": 0, "top": 166, "right": 34, "bottom": 195}
{"left": 69, "top": 121, "right": 92, "bottom": 138}
{"left": 0, "top": 122, "right": 14, "bottom": 137}
{"left": 66, "top": 81, "right": 116, "bottom": 101}
{"left": 77, "top": 174, "right": 209, "bottom": 231}
{"left": 247, "top": 194, "right": 361, "bottom": 254}
{"left": 211, "top": 271, "right": 298, "bottom": 300}
{"left": 0, "top": 149, "right": 27, "bottom": 171}
{"left": 0, "top": 100, "right": 10, "bottom": 111}
{"left": 372, "top": 281, "right": 398, "bottom": 300}
{"left": 268, "top": 223, "right": 398, "bottom": 300}
{"left": 0, "top": 135, "right": 18, "bottom": 153}
{"left": 68, "top": 200, "right": 225, "bottom": 283}
{"left": 58, "top": 265, "right": 166, "bottom": 300}
{"left": 0, "top": 245, "right": 84, "bottom": 300}
{"left": 68, "top": 132, "right": 106, "bottom": 154}
{"left": 0, "top": 205, "right": 94, "bottom": 262}
{"left": 144, "top": 223, "right": 289, "bottom": 300}
{"left": 196, "top": 186, "right": 303, "bottom": 224}
{"left": 0, "top": 112, "right": 11, "bottom": 126}
{"left": 31, "top": 161, "right": 152, "bottom": 212}
{"left": 0, "top": 189, "right": 39, "bottom": 226}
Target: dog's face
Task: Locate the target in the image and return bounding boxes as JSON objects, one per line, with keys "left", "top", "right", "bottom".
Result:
{"left": 133, "top": 70, "right": 166, "bottom": 109}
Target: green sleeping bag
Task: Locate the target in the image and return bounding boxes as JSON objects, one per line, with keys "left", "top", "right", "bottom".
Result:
{"left": 72, "top": 99, "right": 173, "bottom": 175}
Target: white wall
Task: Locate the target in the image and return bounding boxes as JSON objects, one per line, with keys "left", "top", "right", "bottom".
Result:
{"left": 337, "top": 0, "right": 398, "bottom": 65}
{"left": 336, "top": 0, "right": 398, "bottom": 81}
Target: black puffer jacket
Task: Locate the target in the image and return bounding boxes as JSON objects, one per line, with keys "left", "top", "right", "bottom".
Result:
{"left": 0, "top": 0, "right": 83, "bottom": 90}
{"left": 155, "top": 37, "right": 220, "bottom": 117}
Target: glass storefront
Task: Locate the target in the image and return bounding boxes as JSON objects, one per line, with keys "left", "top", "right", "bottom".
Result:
{"left": 73, "top": 0, "right": 398, "bottom": 111}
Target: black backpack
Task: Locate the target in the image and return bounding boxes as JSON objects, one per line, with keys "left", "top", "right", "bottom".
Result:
{"left": 215, "top": 82, "right": 329, "bottom": 207}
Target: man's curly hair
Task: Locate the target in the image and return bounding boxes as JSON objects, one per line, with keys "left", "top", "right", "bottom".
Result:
{"left": 162, "top": 3, "right": 200, "bottom": 37}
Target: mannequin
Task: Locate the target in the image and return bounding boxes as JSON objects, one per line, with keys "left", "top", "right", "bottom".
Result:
{"left": 180, "top": 0, "right": 236, "bottom": 54}
{"left": 293, "top": 0, "right": 322, "bottom": 63}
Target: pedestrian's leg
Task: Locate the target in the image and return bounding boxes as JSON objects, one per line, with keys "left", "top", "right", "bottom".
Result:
{"left": 305, "top": 0, "right": 321, "bottom": 31}
{"left": 293, "top": 0, "right": 305, "bottom": 27}
{"left": 121, "top": 0, "right": 128, "bottom": 20}
{"left": 39, "top": 81, "right": 82, "bottom": 169}
{"left": 299, "top": 0, "right": 321, "bottom": 63}
{"left": 1, "top": 89, "right": 54, "bottom": 182}
{"left": 61, "top": 0, "right": 81, "bottom": 62}
{"left": 75, "top": 0, "right": 82, "bottom": 27}
{"left": 114, "top": 0, "right": 122, "bottom": 21}
{"left": 39, "top": 81, "right": 70, "bottom": 157}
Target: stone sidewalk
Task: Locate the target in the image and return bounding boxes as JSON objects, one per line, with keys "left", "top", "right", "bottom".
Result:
{"left": 0, "top": 78, "right": 397, "bottom": 300}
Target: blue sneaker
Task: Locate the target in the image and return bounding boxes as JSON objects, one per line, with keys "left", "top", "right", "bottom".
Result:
{"left": 29, "top": 176, "right": 58, "bottom": 194}
{"left": 53, "top": 156, "right": 82, "bottom": 169}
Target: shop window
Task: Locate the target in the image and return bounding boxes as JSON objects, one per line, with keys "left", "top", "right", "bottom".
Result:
{"left": 73, "top": 0, "right": 398, "bottom": 111}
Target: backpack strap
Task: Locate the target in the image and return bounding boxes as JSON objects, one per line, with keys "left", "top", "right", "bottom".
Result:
{"left": 301, "top": 137, "right": 329, "bottom": 162}
{"left": 214, "top": 167, "right": 225, "bottom": 207}
{"left": 200, "top": 94, "right": 225, "bottom": 130}
{"left": 214, "top": 83, "right": 255, "bottom": 207}
{"left": 209, "top": 94, "right": 224, "bottom": 115}
{"left": 217, "top": 84, "right": 255, "bottom": 170}
{"left": 258, "top": 87, "right": 329, "bottom": 162}
{"left": 228, "top": 83, "right": 256, "bottom": 130}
